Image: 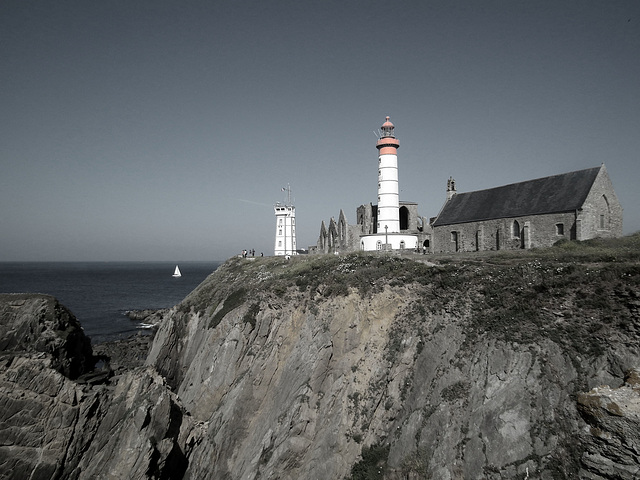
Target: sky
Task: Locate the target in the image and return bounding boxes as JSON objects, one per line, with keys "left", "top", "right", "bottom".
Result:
{"left": 1, "top": 0, "right": 639, "bottom": 261}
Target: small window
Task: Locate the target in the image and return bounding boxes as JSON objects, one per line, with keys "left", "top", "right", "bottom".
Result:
{"left": 556, "top": 223, "right": 564, "bottom": 236}
{"left": 451, "top": 231, "right": 459, "bottom": 252}
{"left": 279, "top": 219, "right": 283, "bottom": 225}
{"left": 400, "top": 240, "right": 405, "bottom": 250}
{"left": 292, "top": 219, "right": 295, "bottom": 225}
{"left": 376, "top": 240, "right": 382, "bottom": 250}
{"left": 279, "top": 229, "right": 282, "bottom": 235}
{"left": 278, "top": 241, "right": 282, "bottom": 247}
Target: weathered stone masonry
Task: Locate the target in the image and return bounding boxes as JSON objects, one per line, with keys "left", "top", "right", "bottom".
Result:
{"left": 431, "top": 164, "right": 622, "bottom": 253}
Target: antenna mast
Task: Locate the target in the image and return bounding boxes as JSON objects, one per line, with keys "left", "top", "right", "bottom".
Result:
{"left": 284, "top": 183, "right": 292, "bottom": 205}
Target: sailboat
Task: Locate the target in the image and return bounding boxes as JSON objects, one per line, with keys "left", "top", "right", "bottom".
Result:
{"left": 172, "top": 265, "right": 182, "bottom": 278}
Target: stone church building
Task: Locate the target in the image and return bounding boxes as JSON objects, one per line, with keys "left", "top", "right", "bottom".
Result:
{"left": 431, "top": 164, "right": 623, "bottom": 253}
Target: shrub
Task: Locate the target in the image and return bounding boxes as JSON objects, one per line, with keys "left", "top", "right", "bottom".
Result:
{"left": 243, "top": 302, "right": 260, "bottom": 329}
{"left": 349, "top": 443, "right": 390, "bottom": 480}
{"left": 209, "top": 288, "right": 247, "bottom": 329}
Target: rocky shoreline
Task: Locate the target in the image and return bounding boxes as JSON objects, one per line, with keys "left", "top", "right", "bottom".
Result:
{"left": 91, "top": 308, "right": 167, "bottom": 374}
{"left": 125, "top": 308, "right": 168, "bottom": 325}
{"left": 92, "top": 331, "right": 155, "bottom": 373}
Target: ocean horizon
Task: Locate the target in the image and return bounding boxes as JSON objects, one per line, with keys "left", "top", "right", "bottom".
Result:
{"left": 0, "top": 261, "right": 222, "bottom": 343}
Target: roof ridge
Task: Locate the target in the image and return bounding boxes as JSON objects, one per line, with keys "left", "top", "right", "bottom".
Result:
{"left": 456, "top": 165, "right": 602, "bottom": 196}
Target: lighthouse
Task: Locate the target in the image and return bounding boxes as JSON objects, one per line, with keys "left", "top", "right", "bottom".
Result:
{"left": 360, "top": 116, "right": 419, "bottom": 252}
{"left": 274, "top": 184, "right": 297, "bottom": 256}
{"left": 376, "top": 116, "right": 400, "bottom": 234}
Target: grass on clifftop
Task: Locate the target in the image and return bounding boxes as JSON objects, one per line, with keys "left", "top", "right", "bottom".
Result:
{"left": 223, "top": 232, "right": 640, "bottom": 292}
{"left": 179, "top": 234, "right": 640, "bottom": 357}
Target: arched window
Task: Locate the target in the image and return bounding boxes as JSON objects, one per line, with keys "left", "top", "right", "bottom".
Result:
{"left": 512, "top": 220, "right": 521, "bottom": 238}
{"left": 376, "top": 240, "right": 382, "bottom": 250}
{"left": 599, "top": 195, "right": 611, "bottom": 230}
{"left": 399, "top": 206, "right": 409, "bottom": 230}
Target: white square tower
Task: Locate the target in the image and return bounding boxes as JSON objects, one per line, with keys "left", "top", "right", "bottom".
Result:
{"left": 274, "top": 185, "right": 297, "bottom": 256}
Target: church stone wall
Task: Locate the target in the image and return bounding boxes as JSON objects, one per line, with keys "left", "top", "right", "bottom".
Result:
{"left": 432, "top": 212, "right": 579, "bottom": 253}
{"left": 356, "top": 204, "right": 377, "bottom": 234}
{"left": 346, "top": 225, "right": 362, "bottom": 251}
{"left": 399, "top": 202, "right": 420, "bottom": 232}
{"left": 576, "top": 167, "right": 623, "bottom": 240}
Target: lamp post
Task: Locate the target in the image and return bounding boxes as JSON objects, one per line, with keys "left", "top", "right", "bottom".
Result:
{"left": 385, "top": 225, "right": 388, "bottom": 251}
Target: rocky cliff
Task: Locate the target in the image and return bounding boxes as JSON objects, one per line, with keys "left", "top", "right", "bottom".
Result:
{"left": 1, "top": 235, "right": 640, "bottom": 479}
{"left": 0, "top": 294, "right": 189, "bottom": 480}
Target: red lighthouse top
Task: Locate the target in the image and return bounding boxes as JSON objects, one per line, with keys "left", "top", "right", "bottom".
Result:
{"left": 381, "top": 116, "right": 394, "bottom": 132}
{"left": 376, "top": 116, "right": 400, "bottom": 152}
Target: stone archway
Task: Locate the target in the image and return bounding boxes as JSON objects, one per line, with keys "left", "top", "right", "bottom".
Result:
{"left": 400, "top": 206, "right": 409, "bottom": 231}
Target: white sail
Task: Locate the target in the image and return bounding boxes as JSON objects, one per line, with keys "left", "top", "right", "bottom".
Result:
{"left": 172, "top": 265, "right": 181, "bottom": 277}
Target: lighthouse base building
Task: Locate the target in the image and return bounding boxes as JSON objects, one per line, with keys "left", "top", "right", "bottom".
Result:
{"left": 314, "top": 117, "right": 429, "bottom": 255}
{"left": 314, "top": 202, "right": 431, "bottom": 255}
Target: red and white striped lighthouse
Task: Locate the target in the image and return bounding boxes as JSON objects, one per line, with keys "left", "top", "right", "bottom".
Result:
{"left": 360, "top": 116, "right": 418, "bottom": 252}
{"left": 376, "top": 116, "right": 400, "bottom": 233}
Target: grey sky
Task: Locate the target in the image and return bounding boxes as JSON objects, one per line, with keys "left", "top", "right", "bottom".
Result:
{"left": 1, "top": 1, "right": 639, "bottom": 261}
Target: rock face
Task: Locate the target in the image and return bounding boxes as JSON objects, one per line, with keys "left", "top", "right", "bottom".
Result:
{"left": 578, "top": 369, "right": 640, "bottom": 479}
{"left": 145, "top": 253, "right": 640, "bottom": 479}
{"left": 0, "top": 293, "right": 93, "bottom": 379}
{"left": 2, "top": 245, "right": 640, "bottom": 479}
{"left": 0, "top": 294, "right": 188, "bottom": 480}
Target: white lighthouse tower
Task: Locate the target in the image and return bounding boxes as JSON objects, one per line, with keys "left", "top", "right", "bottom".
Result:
{"left": 360, "top": 116, "right": 418, "bottom": 251}
{"left": 376, "top": 116, "right": 401, "bottom": 233}
{"left": 274, "top": 184, "right": 297, "bottom": 256}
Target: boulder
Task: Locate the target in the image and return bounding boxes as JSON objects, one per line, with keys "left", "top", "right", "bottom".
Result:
{"left": 578, "top": 368, "right": 640, "bottom": 479}
{"left": 0, "top": 293, "right": 93, "bottom": 379}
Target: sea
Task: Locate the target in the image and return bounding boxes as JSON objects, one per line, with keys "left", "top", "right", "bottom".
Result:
{"left": 0, "top": 261, "right": 221, "bottom": 343}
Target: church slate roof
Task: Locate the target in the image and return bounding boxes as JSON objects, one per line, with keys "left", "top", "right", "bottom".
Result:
{"left": 432, "top": 166, "right": 601, "bottom": 227}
